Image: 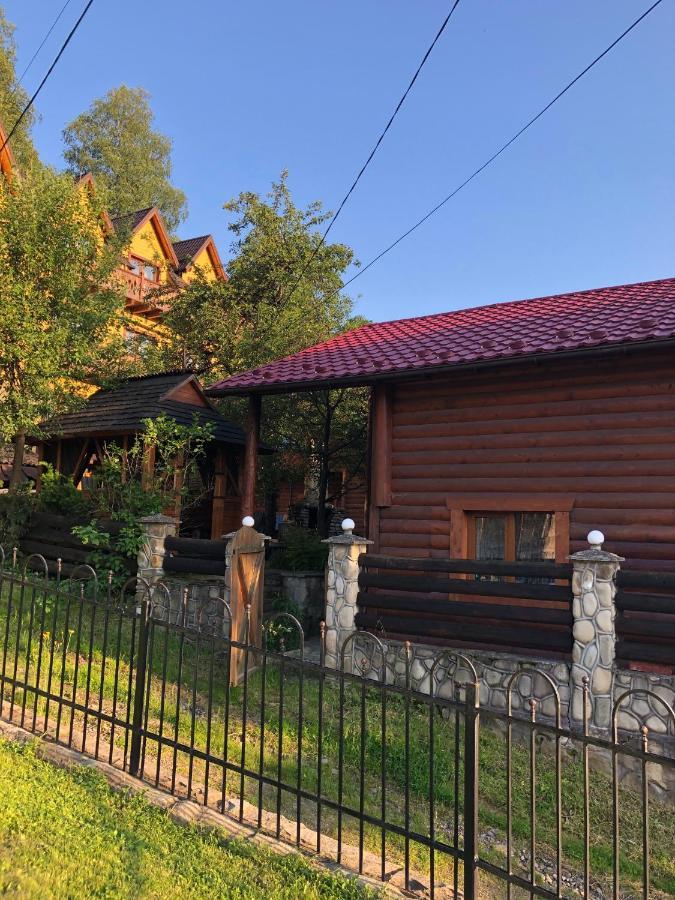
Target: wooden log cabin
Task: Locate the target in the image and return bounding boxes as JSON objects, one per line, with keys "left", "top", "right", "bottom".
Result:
{"left": 207, "top": 277, "right": 675, "bottom": 573}
{"left": 35, "top": 372, "right": 268, "bottom": 539}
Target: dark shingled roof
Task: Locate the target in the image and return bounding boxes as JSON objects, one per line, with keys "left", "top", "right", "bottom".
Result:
{"left": 110, "top": 207, "right": 154, "bottom": 234}
{"left": 173, "top": 236, "right": 210, "bottom": 269}
{"left": 44, "top": 373, "right": 250, "bottom": 446}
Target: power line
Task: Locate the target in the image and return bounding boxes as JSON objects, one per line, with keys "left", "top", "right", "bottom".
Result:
{"left": 12, "top": 0, "right": 74, "bottom": 92}
{"left": 340, "top": 0, "right": 665, "bottom": 291}
{"left": 0, "top": 0, "right": 95, "bottom": 157}
{"left": 287, "top": 0, "right": 462, "bottom": 297}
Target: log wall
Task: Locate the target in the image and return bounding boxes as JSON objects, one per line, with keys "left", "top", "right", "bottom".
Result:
{"left": 373, "top": 348, "right": 675, "bottom": 570}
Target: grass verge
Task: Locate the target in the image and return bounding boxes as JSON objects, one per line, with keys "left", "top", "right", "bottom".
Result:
{"left": 0, "top": 737, "right": 379, "bottom": 899}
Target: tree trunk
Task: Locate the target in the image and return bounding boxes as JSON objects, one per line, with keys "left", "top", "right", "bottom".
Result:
{"left": 316, "top": 394, "right": 332, "bottom": 538}
{"left": 9, "top": 429, "right": 26, "bottom": 493}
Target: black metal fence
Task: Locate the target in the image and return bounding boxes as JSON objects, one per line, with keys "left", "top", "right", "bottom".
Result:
{"left": 0, "top": 550, "right": 674, "bottom": 899}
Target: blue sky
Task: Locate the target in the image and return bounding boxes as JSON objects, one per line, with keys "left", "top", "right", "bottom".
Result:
{"left": 3, "top": 0, "right": 674, "bottom": 323}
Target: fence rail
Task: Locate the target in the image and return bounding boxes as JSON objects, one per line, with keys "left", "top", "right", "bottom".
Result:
{"left": 357, "top": 554, "right": 573, "bottom": 657}
{"left": 0, "top": 555, "right": 673, "bottom": 899}
{"left": 615, "top": 569, "right": 675, "bottom": 668}
{"left": 163, "top": 535, "right": 226, "bottom": 576}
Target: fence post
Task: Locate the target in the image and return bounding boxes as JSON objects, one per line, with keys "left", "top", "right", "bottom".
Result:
{"left": 129, "top": 594, "right": 151, "bottom": 777}
{"left": 322, "top": 518, "right": 373, "bottom": 671}
{"left": 136, "top": 514, "right": 177, "bottom": 596}
{"left": 570, "top": 530, "right": 623, "bottom": 731}
{"left": 463, "top": 680, "right": 480, "bottom": 899}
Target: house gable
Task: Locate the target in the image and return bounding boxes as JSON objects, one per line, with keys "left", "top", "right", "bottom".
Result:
{"left": 127, "top": 209, "right": 178, "bottom": 282}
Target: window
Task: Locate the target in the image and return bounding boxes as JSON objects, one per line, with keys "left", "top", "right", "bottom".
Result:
{"left": 447, "top": 495, "right": 572, "bottom": 565}
{"left": 128, "top": 256, "right": 158, "bottom": 282}
{"left": 470, "top": 512, "right": 555, "bottom": 562}
{"left": 469, "top": 512, "right": 556, "bottom": 583}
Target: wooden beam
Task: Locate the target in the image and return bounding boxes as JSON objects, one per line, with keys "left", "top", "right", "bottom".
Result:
{"left": 241, "top": 395, "right": 261, "bottom": 518}
{"left": 141, "top": 443, "right": 156, "bottom": 490}
{"left": 371, "top": 384, "right": 392, "bottom": 508}
{"left": 211, "top": 447, "right": 227, "bottom": 538}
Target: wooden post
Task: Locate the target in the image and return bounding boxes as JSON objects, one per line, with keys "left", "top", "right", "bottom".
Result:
{"left": 367, "top": 384, "right": 392, "bottom": 550}
{"left": 35, "top": 442, "right": 44, "bottom": 493}
{"left": 227, "top": 519, "right": 265, "bottom": 685}
{"left": 241, "top": 394, "right": 261, "bottom": 519}
{"left": 211, "top": 447, "right": 227, "bottom": 538}
{"left": 141, "top": 443, "right": 156, "bottom": 490}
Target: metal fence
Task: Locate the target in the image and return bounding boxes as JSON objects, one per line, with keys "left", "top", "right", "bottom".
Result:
{"left": 0, "top": 551, "right": 674, "bottom": 899}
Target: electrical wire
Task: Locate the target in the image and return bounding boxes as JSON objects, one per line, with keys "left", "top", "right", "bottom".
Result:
{"left": 286, "top": 0, "right": 462, "bottom": 298}
{"left": 0, "top": 0, "right": 95, "bottom": 156}
{"left": 341, "top": 0, "right": 665, "bottom": 291}
{"left": 12, "top": 0, "right": 74, "bottom": 92}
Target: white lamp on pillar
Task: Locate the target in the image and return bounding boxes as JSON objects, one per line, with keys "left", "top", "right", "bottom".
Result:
{"left": 587, "top": 530, "right": 605, "bottom": 550}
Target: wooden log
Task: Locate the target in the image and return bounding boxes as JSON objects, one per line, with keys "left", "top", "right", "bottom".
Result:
{"left": 165, "top": 536, "right": 227, "bottom": 559}
{"left": 616, "top": 592, "right": 675, "bottom": 614}
{"left": 20, "top": 539, "right": 90, "bottom": 564}
{"left": 616, "top": 614, "right": 675, "bottom": 640}
{"left": 617, "top": 571, "right": 675, "bottom": 590}
{"left": 358, "top": 571, "right": 570, "bottom": 602}
{"left": 360, "top": 553, "right": 571, "bottom": 579}
{"left": 162, "top": 556, "right": 225, "bottom": 576}
{"left": 354, "top": 612, "right": 571, "bottom": 651}
{"left": 392, "top": 427, "right": 675, "bottom": 455}
{"left": 615, "top": 640, "right": 675, "bottom": 666}
{"left": 357, "top": 591, "right": 571, "bottom": 624}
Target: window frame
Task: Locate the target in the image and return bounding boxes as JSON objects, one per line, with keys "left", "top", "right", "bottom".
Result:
{"left": 446, "top": 494, "right": 573, "bottom": 564}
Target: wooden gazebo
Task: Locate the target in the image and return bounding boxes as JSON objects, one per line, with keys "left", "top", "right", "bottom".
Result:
{"left": 37, "top": 372, "right": 262, "bottom": 538}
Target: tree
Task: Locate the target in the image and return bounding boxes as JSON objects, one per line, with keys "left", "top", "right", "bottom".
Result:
{"left": 0, "top": 166, "right": 128, "bottom": 488}
{"left": 159, "top": 172, "right": 356, "bottom": 378}
{"left": 0, "top": 7, "right": 39, "bottom": 171}
{"left": 158, "top": 173, "right": 368, "bottom": 535}
{"left": 62, "top": 86, "right": 187, "bottom": 234}
{"left": 263, "top": 387, "right": 370, "bottom": 537}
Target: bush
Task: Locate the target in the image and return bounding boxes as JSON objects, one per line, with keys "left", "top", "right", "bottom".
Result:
{"left": 274, "top": 525, "right": 328, "bottom": 571}
{"left": 39, "top": 464, "right": 89, "bottom": 518}
{"left": 0, "top": 489, "right": 34, "bottom": 552}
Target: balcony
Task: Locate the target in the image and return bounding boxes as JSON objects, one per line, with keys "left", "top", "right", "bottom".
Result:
{"left": 117, "top": 266, "right": 170, "bottom": 321}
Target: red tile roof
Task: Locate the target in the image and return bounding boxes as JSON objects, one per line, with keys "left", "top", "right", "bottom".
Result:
{"left": 207, "top": 277, "right": 675, "bottom": 395}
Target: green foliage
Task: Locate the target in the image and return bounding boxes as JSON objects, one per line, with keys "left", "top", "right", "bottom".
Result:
{"left": 265, "top": 595, "right": 304, "bottom": 651}
{"left": 38, "top": 463, "right": 89, "bottom": 518}
{"left": 0, "top": 165, "right": 127, "bottom": 446}
{"left": 0, "top": 8, "right": 39, "bottom": 171}
{"left": 71, "top": 519, "right": 141, "bottom": 587}
{"left": 160, "top": 172, "right": 357, "bottom": 378}
{"left": 275, "top": 526, "right": 328, "bottom": 571}
{"left": 0, "top": 739, "right": 376, "bottom": 898}
{"left": 62, "top": 85, "right": 187, "bottom": 235}
{"left": 0, "top": 487, "right": 33, "bottom": 551}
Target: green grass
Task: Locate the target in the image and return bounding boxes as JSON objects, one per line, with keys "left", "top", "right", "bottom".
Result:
{"left": 0, "top": 738, "right": 379, "bottom": 899}
{"left": 1, "top": 575, "right": 674, "bottom": 896}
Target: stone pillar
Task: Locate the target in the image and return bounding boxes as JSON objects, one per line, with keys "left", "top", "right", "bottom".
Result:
{"left": 323, "top": 519, "right": 373, "bottom": 670}
{"left": 136, "top": 513, "right": 177, "bottom": 594}
{"left": 570, "top": 530, "right": 623, "bottom": 731}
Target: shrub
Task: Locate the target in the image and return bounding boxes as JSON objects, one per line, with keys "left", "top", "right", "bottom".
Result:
{"left": 39, "top": 463, "right": 89, "bottom": 518}
{"left": 274, "top": 525, "right": 328, "bottom": 571}
{"left": 0, "top": 488, "right": 34, "bottom": 552}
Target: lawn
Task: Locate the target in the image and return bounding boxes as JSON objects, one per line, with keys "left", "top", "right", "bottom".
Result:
{"left": 1, "top": 574, "right": 674, "bottom": 897}
{"left": 0, "top": 738, "right": 379, "bottom": 899}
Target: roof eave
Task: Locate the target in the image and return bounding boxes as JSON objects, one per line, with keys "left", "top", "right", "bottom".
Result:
{"left": 206, "top": 336, "right": 675, "bottom": 397}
